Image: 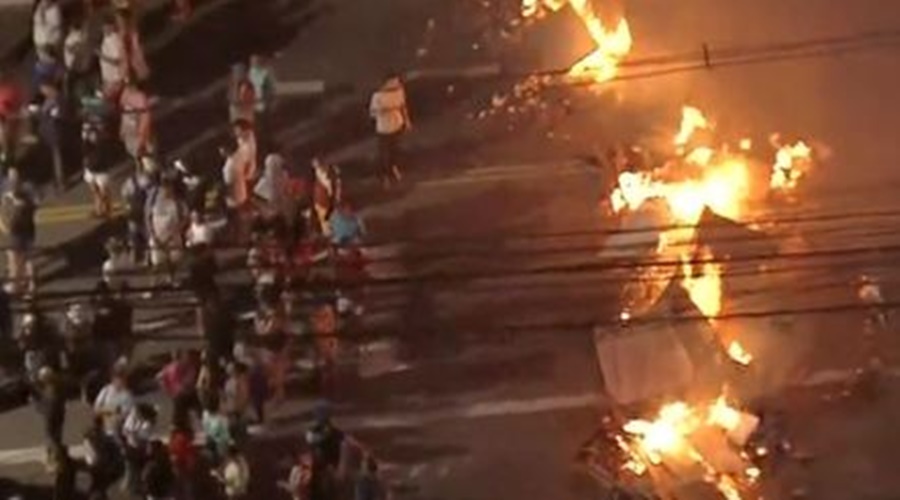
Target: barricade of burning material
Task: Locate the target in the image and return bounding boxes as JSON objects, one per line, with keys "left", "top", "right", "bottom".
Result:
{"left": 579, "top": 396, "right": 765, "bottom": 499}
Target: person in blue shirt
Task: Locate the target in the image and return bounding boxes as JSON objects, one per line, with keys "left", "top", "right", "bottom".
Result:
{"left": 328, "top": 201, "right": 365, "bottom": 248}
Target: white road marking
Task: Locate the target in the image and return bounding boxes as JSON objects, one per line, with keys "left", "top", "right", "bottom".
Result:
{"left": 278, "top": 80, "right": 327, "bottom": 96}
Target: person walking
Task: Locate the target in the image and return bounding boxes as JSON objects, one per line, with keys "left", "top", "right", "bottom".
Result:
{"left": 34, "top": 367, "right": 66, "bottom": 453}
{"left": 0, "top": 169, "right": 37, "bottom": 293}
{"left": 368, "top": 73, "right": 411, "bottom": 188}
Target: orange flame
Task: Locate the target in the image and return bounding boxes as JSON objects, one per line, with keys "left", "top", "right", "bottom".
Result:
{"left": 619, "top": 397, "right": 759, "bottom": 498}
{"left": 681, "top": 249, "right": 722, "bottom": 319}
{"left": 675, "top": 105, "right": 711, "bottom": 151}
{"left": 521, "top": 0, "right": 633, "bottom": 83}
{"left": 770, "top": 139, "right": 812, "bottom": 191}
{"left": 726, "top": 340, "right": 754, "bottom": 366}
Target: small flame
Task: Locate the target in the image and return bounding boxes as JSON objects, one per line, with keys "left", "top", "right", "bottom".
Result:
{"left": 623, "top": 402, "right": 696, "bottom": 464}
{"left": 738, "top": 138, "right": 753, "bottom": 151}
{"left": 727, "top": 340, "right": 754, "bottom": 365}
{"left": 521, "top": 0, "right": 632, "bottom": 83}
{"left": 770, "top": 139, "right": 812, "bottom": 190}
{"left": 674, "top": 106, "right": 711, "bottom": 150}
{"left": 707, "top": 395, "right": 743, "bottom": 431}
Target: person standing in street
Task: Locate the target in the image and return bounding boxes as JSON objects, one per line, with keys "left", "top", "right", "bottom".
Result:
{"left": 214, "top": 445, "right": 250, "bottom": 500}
{"left": 0, "top": 73, "right": 24, "bottom": 174}
{"left": 369, "top": 73, "right": 411, "bottom": 188}
{"left": 38, "top": 82, "right": 67, "bottom": 191}
{"left": 120, "top": 79, "right": 153, "bottom": 169}
{"left": 99, "top": 17, "right": 126, "bottom": 98}
{"left": 168, "top": 417, "right": 197, "bottom": 500}
{"left": 33, "top": 0, "right": 64, "bottom": 57}
{"left": 34, "top": 367, "right": 67, "bottom": 454}
{"left": 227, "top": 64, "right": 256, "bottom": 125}
{"left": 248, "top": 54, "right": 276, "bottom": 150}
{"left": 116, "top": 10, "right": 151, "bottom": 84}
{"left": 121, "top": 158, "right": 153, "bottom": 265}
{"left": 63, "top": 15, "right": 95, "bottom": 108}
{"left": 82, "top": 117, "right": 115, "bottom": 217}
{"left": 0, "top": 169, "right": 38, "bottom": 293}
{"left": 93, "top": 368, "right": 135, "bottom": 435}
{"left": 146, "top": 178, "right": 188, "bottom": 294}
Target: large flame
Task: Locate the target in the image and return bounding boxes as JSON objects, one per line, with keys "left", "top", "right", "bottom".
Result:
{"left": 610, "top": 106, "right": 753, "bottom": 226}
{"left": 521, "top": 0, "right": 632, "bottom": 83}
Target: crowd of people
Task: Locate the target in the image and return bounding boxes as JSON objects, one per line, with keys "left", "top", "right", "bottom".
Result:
{"left": 0, "top": 0, "right": 416, "bottom": 498}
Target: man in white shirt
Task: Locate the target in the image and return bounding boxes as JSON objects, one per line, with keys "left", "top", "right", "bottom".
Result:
{"left": 369, "top": 73, "right": 411, "bottom": 188}
{"left": 99, "top": 18, "right": 125, "bottom": 95}
{"left": 93, "top": 372, "right": 135, "bottom": 435}
{"left": 33, "top": 0, "right": 63, "bottom": 56}
{"left": 146, "top": 179, "right": 187, "bottom": 293}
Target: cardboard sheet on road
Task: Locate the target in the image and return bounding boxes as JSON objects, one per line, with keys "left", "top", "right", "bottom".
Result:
{"left": 594, "top": 324, "right": 695, "bottom": 406}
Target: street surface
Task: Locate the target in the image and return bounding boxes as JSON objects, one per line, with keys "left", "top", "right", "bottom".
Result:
{"left": 1, "top": 0, "right": 900, "bottom": 499}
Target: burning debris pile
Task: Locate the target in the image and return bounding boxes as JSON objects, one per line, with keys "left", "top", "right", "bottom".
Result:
{"left": 592, "top": 108, "right": 817, "bottom": 499}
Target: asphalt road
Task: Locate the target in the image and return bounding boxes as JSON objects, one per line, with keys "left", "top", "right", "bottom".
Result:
{"left": 2, "top": 0, "right": 900, "bottom": 499}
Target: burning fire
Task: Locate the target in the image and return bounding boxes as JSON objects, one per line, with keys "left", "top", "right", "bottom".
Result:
{"left": 610, "top": 106, "right": 754, "bottom": 227}
{"left": 618, "top": 397, "right": 760, "bottom": 498}
{"left": 521, "top": 0, "right": 633, "bottom": 83}
{"left": 770, "top": 137, "right": 812, "bottom": 191}
{"left": 675, "top": 105, "right": 711, "bottom": 152}
{"left": 681, "top": 248, "right": 722, "bottom": 319}
{"left": 727, "top": 340, "right": 754, "bottom": 366}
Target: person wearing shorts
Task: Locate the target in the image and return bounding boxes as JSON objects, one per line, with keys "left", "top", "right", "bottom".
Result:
{"left": 1, "top": 170, "right": 37, "bottom": 293}
{"left": 146, "top": 179, "right": 187, "bottom": 294}
{"left": 82, "top": 122, "right": 114, "bottom": 217}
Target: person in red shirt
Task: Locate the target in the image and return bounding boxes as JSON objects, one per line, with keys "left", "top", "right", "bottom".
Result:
{"left": 168, "top": 418, "right": 198, "bottom": 499}
{"left": 0, "top": 77, "right": 23, "bottom": 173}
